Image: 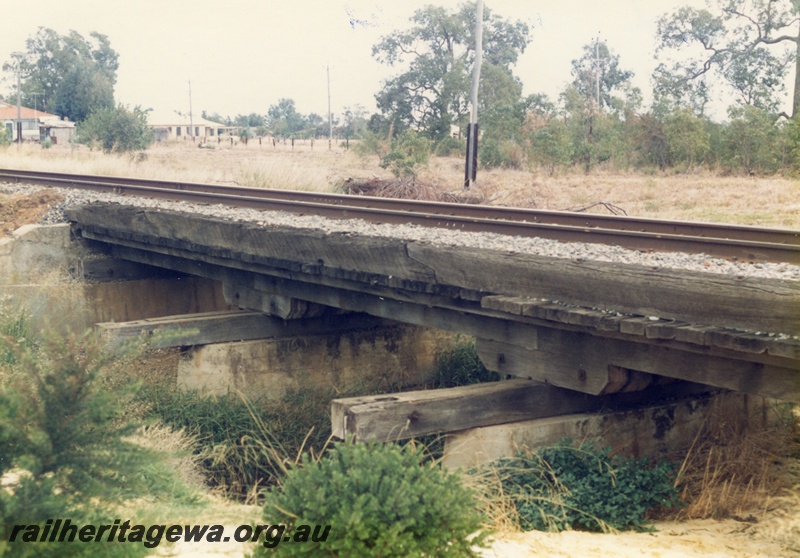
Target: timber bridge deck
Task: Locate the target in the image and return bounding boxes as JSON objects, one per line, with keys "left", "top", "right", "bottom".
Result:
{"left": 3, "top": 169, "right": 797, "bottom": 440}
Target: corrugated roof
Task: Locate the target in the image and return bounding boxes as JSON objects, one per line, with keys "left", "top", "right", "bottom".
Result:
{"left": 0, "top": 105, "right": 60, "bottom": 120}
{"left": 146, "top": 110, "right": 232, "bottom": 128}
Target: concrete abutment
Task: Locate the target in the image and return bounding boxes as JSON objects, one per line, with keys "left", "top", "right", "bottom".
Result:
{"left": 2, "top": 223, "right": 458, "bottom": 397}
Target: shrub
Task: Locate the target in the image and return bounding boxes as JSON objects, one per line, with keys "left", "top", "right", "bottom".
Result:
{"left": 380, "top": 130, "right": 432, "bottom": 179}
{"left": 77, "top": 104, "right": 154, "bottom": 153}
{"left": 40, "top": 138, "right": 52, "bottom": 150}
{"left": 434, "top": 135, "right": 463, "bottom": 157}
{"left": 255, "top": 440, "right": 489, "bottom": 557}
{"left": 480, "top": 136, "right": 526, "bottom": 169}
{"left": 491, "top": 438, "right": 679, "bottom": 532}
{"left": 0, "top": 332, "right": 154, "bottom": 557}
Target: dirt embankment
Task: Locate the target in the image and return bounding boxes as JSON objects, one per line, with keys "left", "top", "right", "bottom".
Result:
{"left": 0, "top": 189, "right": 62, "bottom": 237}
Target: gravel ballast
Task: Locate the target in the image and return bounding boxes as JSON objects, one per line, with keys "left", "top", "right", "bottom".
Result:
{"left": 3, "top": 182, "right": 799, "bottom": 282}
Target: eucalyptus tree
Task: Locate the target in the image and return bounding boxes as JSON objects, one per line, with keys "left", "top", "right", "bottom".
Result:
{"left": 371, "top": 2, "right": 530, "bottom": 142}
{"left": 570, "top": 40, "right": 635, "bottom": 112}
{"left": 3, "top": 27, "right": 118, "bottom": 122}
{"left": 653, "top": 0, "right": 799, "bottom": 117}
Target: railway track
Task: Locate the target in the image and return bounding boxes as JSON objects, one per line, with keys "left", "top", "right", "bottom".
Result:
{"left": 1, "top": 168, "right": 798, "bottom": 265}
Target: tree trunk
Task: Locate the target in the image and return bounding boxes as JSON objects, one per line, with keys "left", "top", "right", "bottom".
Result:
{"left": 793, "top": 19, "right": 800, "bottom": 118}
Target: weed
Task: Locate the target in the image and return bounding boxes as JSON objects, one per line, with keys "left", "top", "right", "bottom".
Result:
{"left": 481, "top": 438, "right": 680, "bottom": 533}
{"left": 428, "top": 337, "right": 499, "bottom": 388}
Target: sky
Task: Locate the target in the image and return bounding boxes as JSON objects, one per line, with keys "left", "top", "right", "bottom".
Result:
{"left": 0, "top": 0, "right": 792, "bottom": 121}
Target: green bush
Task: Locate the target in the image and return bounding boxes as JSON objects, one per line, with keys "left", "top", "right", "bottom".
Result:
{"left": 0, "top": 332, "right": 154, "bottom": 557}
{"left": 255, "top": 440, "right": 489, "bottom": 557}
{"left": 380, "top": 130, "right": 432, "bottom": 179}
{"left": 77, "top": 104, "right": 154, "bottom": 153}
{"left": 430, "top": 338, "right": 499, "bottom": 388}
{"left": 434, "top": 135, "right": 463, "bottom": 157}
{"left": 492, "top": 438, "right": 679, "bottom": 532}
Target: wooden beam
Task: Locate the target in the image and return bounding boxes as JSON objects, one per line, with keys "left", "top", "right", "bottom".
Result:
{"left": 407, "top": 243, "right": 799, "bottom": 335}
{"left": 67, "top": 205, "right": 799, "bottom": 334}
{"left": 332, "top": 379, "right": 594, "bottom": 440}
{"left": 477, "top": 334, "right": 800, "bottom": 402}
{"left": 97, "top": 310, "right": 387, "bottom": 349}
{"left": 331, "top": 378, "right": 710, "bottom": 441}
{"left": 79, "top": 257, "right": 183, "bottom": 282}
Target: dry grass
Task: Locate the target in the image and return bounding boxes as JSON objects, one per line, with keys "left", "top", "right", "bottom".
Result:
{"left": 128, "top": 422, "right": 209, "bottom": 489}
{"left": 663, "top": 402, "right": 799, "bottom": 522}
{"left": 1, "top": 141, "right": 797, "bottom": 227}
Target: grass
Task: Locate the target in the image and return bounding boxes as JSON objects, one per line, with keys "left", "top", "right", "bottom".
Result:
{"left": 0, "top": 141, "right": 798, "bottom": 227}
{"left": 661, "top": 401, "right": 800, "bottom": 522}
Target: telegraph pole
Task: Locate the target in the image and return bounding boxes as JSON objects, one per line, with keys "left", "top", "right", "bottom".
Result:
{"left": 595, "top": 34, "right": 601, "bottom": 110}
{"left": 327, "top": 64, "right": 333, "bottom": 149}
{"left": 16, "top": 64, "right": 22, "bottom": 143}
{"left": 464, "top": 0, "right": 484, "bottom": 189}
{"left": 188, "top": 80, "right": 194, "bottom": 140}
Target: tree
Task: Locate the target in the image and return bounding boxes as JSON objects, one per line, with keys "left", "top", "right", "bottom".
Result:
{"left": 77, "top": 104, "right": 153, "bottom": 153}
{"left": 654, "top": 0, "right": 799, "bottom": 117}
{"left": 3, "top": 28, "right": 118, "bottom": 122}
{"left": 341, "top": 104, "right": 369, "bottom": 140}
{"left": 525, "top": 117, "right": 573, "bottom": 174}
{"left": 724, "top": 104, "right": 781, "bottom": 172}
{"left": 372, "top": 2, "right": 530, "bottom": 141}
{"left": 233, "top": 113, "right": 266, "bottom": 128}
{"left": 571, "top": 39, "right": 635, "bottom": 112}
{"left": 663, "top": 108, "right": 712, "bottom": 168}
{"left": 266, "top": 98, "right": 306, "bottom": 137}
{"left": 51, "top": 58, "right": 114, "bottom": 122}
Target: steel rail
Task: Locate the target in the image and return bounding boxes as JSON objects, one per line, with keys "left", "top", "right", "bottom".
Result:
{"left": 1, "top": 168, "right": 798, "bottom": 264}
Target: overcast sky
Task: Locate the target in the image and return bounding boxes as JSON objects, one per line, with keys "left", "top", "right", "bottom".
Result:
{"left": 0, "top": 0, "right": 791, "bottom": 121}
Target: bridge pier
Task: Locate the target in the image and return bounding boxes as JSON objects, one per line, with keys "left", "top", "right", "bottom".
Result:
{"left": 441, "top": 389, "right": 783, "bottom": 468}
{"left": 176, "top": 322, "right": 456, "bottom": 398}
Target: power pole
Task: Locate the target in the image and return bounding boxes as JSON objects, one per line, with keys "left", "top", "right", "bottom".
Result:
{"left": 327, "top": 65, "right": 333, "bottom": 149}
{"left": 464, "top": 0, "right": 484, "bottom": 189}
{"left": 16, "top": 64, "right": 22, "bottom": 143}
{"left": 595, "top": 34, "right": 601, "bottom": 111}
{"left": 188, "top": 80, "right": 194, "bottom": 140}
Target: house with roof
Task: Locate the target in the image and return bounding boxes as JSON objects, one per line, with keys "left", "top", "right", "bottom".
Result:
{"left": 0, "top": 101, "right": 75, "bottom": 143}
{"left": 146, "top": 110, "right": 238, "bottom": 141}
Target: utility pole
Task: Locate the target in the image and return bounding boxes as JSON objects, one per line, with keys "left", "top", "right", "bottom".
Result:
{"left": 188, "top": 80, "right": 194, "bottom": 140}
{"left": 327, "top": 64, "right": 333, "bottom": 149}
{"left": 16, "top": 64, "right": 22, "bottom": 143}
{"left": 464, "top": 0, "right": 484, "bottom": 189}
{"left": 595, "top": 34, "right": 601, "bottom": 110}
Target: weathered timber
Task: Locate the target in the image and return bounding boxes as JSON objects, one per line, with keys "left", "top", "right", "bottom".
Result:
{"left": 97, "top": 310, "right": 386, "bottom": 349}
{"left": 69, "top": 204, "right": 438, "bottom": 283}
{"left": 221, "top": 282, "right": 329, "bottom": 319}
{"left": 82, "top": 240, "right": 799, "bottom": 375}
{"left": 483, "top": 295, "right": 798, "bottom": 360}
{"left": 408, "top": 244, "right": 799, "bottom": 334}
{"left": 78, "top": 257, "right": 183, "bottom": 282}
{"left": 67, "top": 205, "right": 800, "bottom": 335}
{"left": 477, "top": 335, "right": 800, "bottom": 401}
{"left": 332, "top": 379, "right": 593, "bottom": 440}
{"left": 332, "top": 378, "right": 710, "bottom": 441}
